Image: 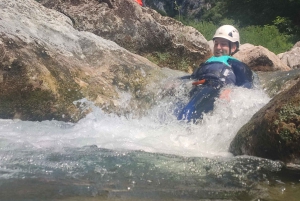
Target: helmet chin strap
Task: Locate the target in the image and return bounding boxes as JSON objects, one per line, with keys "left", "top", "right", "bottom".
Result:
{"left": 229, "top": 42, "right": 232, "bottom": 55}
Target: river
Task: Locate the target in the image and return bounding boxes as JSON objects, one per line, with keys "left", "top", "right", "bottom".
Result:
{"left": 0, "top": 83, "right": 300, "bottom": 200}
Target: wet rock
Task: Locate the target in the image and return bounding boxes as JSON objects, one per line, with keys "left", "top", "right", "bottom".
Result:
{"left": 256, "top": 69, "right": 300, "bottom": 97}
{"left": 229, "top": 78, "right": 300, "bottom": 164}
{"left": 0, "top": 0, "right": 171, "bottom": 122}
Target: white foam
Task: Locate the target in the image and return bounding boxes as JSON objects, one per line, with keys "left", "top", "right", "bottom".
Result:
{"left": 0, "top": 86, "right": 270, "bottom": 158}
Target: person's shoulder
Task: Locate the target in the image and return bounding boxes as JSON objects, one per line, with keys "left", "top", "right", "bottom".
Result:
{"left": 227, "top": 57, "right": 241, "bottom": 63}
{"left": 228, "top": 57, "right": 248, "bottom": 67}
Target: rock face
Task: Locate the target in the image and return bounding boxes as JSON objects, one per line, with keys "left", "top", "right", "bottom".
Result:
{"left": 229, "top": 78, "right": 300, "bottom": 164}
{"left": 256, "top": 69, "right": 300, "bottom": 97}
{"left": 39, "top": 0, "right": 211, "bottom": 72}
{"left": 279, "top": 45, "right": 300, "bottom": 69}
{"left": 0, "top": 0, "right": 171, "bottom": 122}
{"left": 234, "top": 44, "right": 290, "bottom": 71}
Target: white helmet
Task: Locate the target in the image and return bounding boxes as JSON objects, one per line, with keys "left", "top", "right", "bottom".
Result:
{"left": 213, "top": 25, "right": 240, "bottom": 48}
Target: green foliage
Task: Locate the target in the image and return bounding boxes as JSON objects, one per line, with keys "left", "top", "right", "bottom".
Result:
{"left": 224, "top": 0, "right": 299, "bottom": 26}
{"left": 278, "top": 103, "right": 300, "bottom": 122}
{"left": 146, "top": 52, "right": 171, "bottom": 65}
{"left": 221, "top": 0, "right": 300, "bottom": 35}
{"left": 155, "top": 52, "right": 170, "bottom": 62}
{"left": 183, "top": 20, "right": 218, "bottom": 40}
{"left": 156, "top": 9, "right": 168, "bottom": 16}
{"left": 200, "top": 1, "right": 226, "bottom": 24}
{"left": 193, "top": 0, "right": 300, "bottom": 48}
{"left": 179, "top": 17, "right": 295, "bottom": 54}
{"left": 273, "top": 16, "right": 299, "bottom": 34}
{"left": 146, "top": 51, "right": 189, "bottom": 71}
{"left": 240, "top": 25, "right": 294, "bottom": 54}
{"left": 280, "top": 129, "right": 293, "bottom": 142}
{"left": 174, "top": 1, "right": 182, "bottom": 21}
{"left": 178, "top": 58, "right": 189, "bottom": 71}
{"left": 277, "top": 103, "right": 300, "bottom": 141}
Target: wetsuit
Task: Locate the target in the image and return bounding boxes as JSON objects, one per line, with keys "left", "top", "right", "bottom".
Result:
{"left": 191, "top": 56, "right": 253, "bottom": 89}
{"left": 177, "top": 56, "right": 253, "bottom": 121}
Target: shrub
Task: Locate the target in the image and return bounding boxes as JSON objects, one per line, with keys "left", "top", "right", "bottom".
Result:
{"left": 179, "top": 19, "right": 294, "bottom": 54}
{"left": 183, "top": 20, "right": 218, "bottom": 41}
{"left": 240, "top": 25, "right": 294, "bottom": 54}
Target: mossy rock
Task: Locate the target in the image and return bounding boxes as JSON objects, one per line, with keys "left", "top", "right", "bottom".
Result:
{"left": 229, "top": 79, "right": 300, "bottom": 164}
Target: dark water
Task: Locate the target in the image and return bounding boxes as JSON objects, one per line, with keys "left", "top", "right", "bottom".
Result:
{"left": 0, "top": 146, "right": 300, "bottom": 201}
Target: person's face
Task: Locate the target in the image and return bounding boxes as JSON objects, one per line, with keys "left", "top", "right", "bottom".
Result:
{"left": 213, "top": 38, "right": 236, "bottom": 56}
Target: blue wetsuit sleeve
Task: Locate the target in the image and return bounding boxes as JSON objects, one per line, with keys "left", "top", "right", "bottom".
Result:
{"left": 229, "top": 59, "right": 253, "bottom": 89}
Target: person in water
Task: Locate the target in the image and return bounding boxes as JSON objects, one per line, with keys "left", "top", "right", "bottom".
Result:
{"left": 177, "top": 25, "right": 253, "bottom": 121}
{"left": 193, "top": 25, "right": 253, "bottom": 96}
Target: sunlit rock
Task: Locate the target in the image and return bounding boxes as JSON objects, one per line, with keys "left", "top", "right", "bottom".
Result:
{"left": 234, "top": 45, "right": 290, "bottom": 71}
{"left": 39, "top": 0, "right": 211, "bottom": 72}
{"left": 278, "top": 42, "right": 300, "bottom": 69}
{"left": 0, "top": 0, "right": 172, "bottom": 122}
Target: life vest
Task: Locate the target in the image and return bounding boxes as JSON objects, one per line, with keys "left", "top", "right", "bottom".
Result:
{"left": 135, "top": 0, "right": 143, "bottom": 6}
{"left": 191, "top": 56, "right": 237, "bottom": 87}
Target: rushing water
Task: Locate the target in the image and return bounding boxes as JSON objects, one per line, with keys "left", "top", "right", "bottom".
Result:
{"left": 0, "top": 81, "right": 300, "bottom": 201}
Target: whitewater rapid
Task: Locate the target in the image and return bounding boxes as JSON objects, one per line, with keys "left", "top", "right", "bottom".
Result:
{"left": 0, "top": 86, "right": 270, "bottom": 159}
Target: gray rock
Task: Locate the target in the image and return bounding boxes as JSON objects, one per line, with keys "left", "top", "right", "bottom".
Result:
{"left": 0, "top": 0, "right": 172, "bottom": 122}
{"left": 279, "top": 43, "right": 300, "bottom": 69}
{"left": 40, "top": 0, "right": 212, "bottom": 72}
{"left": 234, "top": 45, "right": 290, "bottom": 71}
{"left": 229, "top": 77, "right": 300, "bottom": 164}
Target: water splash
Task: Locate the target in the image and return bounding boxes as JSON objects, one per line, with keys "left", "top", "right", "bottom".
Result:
{"left": 0, "top": 85, "right": 270, "bottom": 158}
{"left": 1, "top": 86, "right": 298, "bottom": 201}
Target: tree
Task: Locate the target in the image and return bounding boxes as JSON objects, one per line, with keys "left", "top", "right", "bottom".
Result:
{"left": 224, "top": 0, "right": 300, "bottom": 29}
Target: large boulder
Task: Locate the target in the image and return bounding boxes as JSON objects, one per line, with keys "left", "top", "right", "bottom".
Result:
{"left": 278, "top": 42, "right": 300, "bottom": 69}
{"left": 232, "top": 43, "right": 298, "bottom": 97}
{"left": 233, "top": 44, "right": 291, "bottom": 71}
{"left": 0, "top": 0, "right": 172, "bottom": 122}
{"left": 229, "top": 78, "right": 300, "bottom": 164}
{"left": 230, "top": 43, "right": 300, "bottom": 164}
{"left": 39, "top": 0, "right": 211, "bottom": 72}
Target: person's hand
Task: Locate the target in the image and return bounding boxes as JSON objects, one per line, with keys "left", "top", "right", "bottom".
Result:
{"left": 219, "top": 88, "right": 231, "bottom": 101}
